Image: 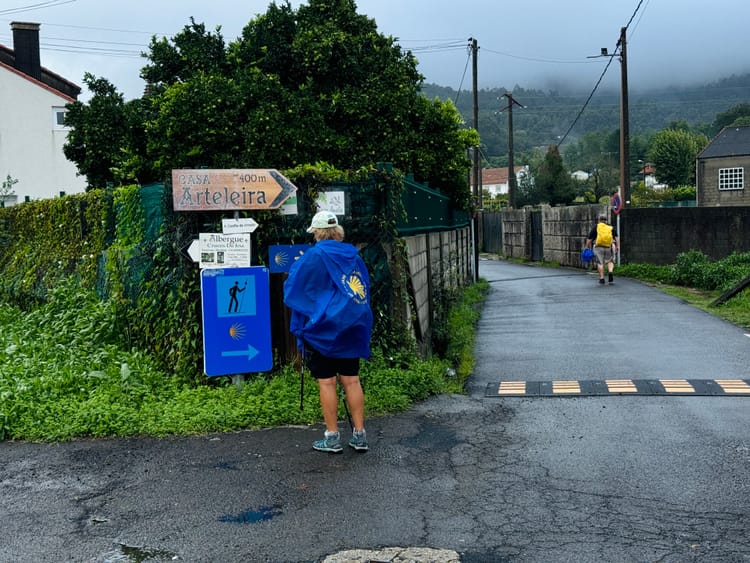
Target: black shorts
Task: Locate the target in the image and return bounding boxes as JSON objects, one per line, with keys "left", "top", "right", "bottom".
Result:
{"left": 304, "top": 346, "right": 360, "bottom": 379}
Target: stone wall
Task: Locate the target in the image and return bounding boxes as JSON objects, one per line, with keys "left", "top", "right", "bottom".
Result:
{"left": 482, "top": 205, "right": 750, "bottom": 266}
{"left": 542, "top": 205, "right": 607, "bottom": 266}
{"left": 501, "top": 208, "right": 531, "bottom": 259}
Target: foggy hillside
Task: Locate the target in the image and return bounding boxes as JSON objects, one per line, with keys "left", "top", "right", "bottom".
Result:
{"left": 422, "top": 73, "right": 750, "bottom": 158}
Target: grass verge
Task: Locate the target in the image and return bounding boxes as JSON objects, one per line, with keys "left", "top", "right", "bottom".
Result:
{"left": 0, "top": 278, "right": 488, "bottom": 442}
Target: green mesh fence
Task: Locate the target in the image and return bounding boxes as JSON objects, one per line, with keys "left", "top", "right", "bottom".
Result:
{"left": 0, "top": 169, "right": 468, "bottom": 375}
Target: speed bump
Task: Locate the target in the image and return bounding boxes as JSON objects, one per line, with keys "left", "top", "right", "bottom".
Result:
{"left": 485, "top": 379, "right": 750, "bottom": 397}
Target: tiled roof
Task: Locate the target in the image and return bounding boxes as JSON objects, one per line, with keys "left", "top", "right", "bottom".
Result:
{"left": 698, "top": 125, "right": 750, "bottom": 159}
{"left": 472, "top": 167, "right": 525, "bottom": 187}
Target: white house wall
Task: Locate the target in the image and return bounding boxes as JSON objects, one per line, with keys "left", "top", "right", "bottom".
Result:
{"left": 0, "top": 65, "right": 85, "bottom": 202}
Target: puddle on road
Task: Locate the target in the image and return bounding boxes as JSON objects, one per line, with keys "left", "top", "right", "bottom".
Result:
{"left": 219, "top": 504, "right": 283, "bottom": 524}
{"left": 97, "top": 506, "right": 282, "bottom": 561}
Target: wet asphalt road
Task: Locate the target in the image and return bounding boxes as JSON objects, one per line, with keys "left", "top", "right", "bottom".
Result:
{"left": 1, "top": 258, "right": 749, "bottom": 563}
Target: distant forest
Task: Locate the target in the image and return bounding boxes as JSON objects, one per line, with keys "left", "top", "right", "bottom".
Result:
{"left": 422, "top": 73, "right": 750, "bottom": 166}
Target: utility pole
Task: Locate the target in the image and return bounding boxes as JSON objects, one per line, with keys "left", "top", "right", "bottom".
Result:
{"left": 502, "top": 93, "right": 523, "bottom": 209}
{"left": 618, "top": 26, "right": 630, "bottom": 207}
{"left": 589, "top": 28, "right": 630, "bottom": 209}
{"left": 470, "top": 37, "right": 480, "bottom": 281}
{"left": 471, "top": 38, "right": 480, "bottom": 209}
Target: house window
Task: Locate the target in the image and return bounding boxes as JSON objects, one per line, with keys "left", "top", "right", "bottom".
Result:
{"left": 52, "top": 107, "right": 69, "bottom": 130}
{"left": 718, "top": 167, "right": 744, "bottom": 191}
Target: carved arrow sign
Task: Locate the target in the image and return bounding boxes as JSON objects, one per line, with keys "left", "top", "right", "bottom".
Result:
{"left": 172, "top": 169, "right": 297, "bottom": 212}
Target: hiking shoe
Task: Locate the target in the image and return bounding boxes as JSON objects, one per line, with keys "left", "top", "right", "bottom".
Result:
{"left": 313, "top": 432, "right": 342, "bottom": 453}
{"left": 608, "top": 273, "right": 614, "bottom": 284}
{"left": 599, "top": 278, "right": 605, "bottom": 285}
{"left": 348, "top": 430, "right": 369, "bottom": 452}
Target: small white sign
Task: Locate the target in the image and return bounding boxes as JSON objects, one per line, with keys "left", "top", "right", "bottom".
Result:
{"left": 195, "top": 233, "right": 252, "bottom": 269}
{"left": 222, "top": 217, "right": 259, "bottom": 234}
{"left": 280, "top": 194, "right": 299, "bottom": 216}
{"left": 186, "top": 239, "right": 202, "bottom": 263}
{"left": 315, "top": 191, "right": 346, "bottom": 215}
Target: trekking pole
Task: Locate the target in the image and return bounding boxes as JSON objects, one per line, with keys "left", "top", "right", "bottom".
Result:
{"left": 299, "top": 348, "right": 305, "bottom": 411}
{"left": 338, "top": 380, "right": 353, "bottom": 432}
{"left": 238, "top": 280, "right": 248, "bottom": 311}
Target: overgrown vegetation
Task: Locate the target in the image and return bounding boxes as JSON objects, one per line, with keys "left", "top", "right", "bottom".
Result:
{"left": 0, "top": 277, "right": 488, "bottom": 442}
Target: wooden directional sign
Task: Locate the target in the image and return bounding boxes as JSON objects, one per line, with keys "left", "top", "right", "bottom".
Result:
{"left": 172, "top": 169, "right": 297, "bottom": 212}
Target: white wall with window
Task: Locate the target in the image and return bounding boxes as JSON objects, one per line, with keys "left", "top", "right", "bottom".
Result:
{"left": 0, "top": 64, "right": 86, "bottom": 203}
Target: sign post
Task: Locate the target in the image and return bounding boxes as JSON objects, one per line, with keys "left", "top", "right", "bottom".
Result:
{"left": 200, "top": 267, "right": 273, "bottom": 376}
{"left": 612, "top": 191, "right": 623, "bottom": 266}
{"left": 172, "top": 168, "right": 295, "bottom": 380}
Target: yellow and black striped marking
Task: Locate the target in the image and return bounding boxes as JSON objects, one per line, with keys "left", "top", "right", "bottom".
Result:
{"left": 486, "top": 379, "right": 750, "bottom": 397}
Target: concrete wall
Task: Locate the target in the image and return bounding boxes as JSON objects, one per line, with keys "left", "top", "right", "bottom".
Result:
{"left": 403, "top": 227, "right": 473, "bottom": 352}
{"left": 483, "top": 205, "right": 750, "bottom": 266}
{"left": 623, "top": 207, "right": 750, "bottom": 264}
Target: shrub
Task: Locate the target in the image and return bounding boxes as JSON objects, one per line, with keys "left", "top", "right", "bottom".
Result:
{"left": 671, "top": 249, "right": 711, "bottom": 288}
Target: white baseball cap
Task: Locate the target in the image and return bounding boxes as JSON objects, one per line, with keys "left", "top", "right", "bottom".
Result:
{"left": 306, "top": 210, "right": 338, "bottom": 233}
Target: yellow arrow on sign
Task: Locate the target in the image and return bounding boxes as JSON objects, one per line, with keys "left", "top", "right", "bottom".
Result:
{"left": 172, "top": 169, "right": 297, "bottom": 211}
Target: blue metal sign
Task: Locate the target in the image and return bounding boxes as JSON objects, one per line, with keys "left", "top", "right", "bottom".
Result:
{"left": 612, "top": 192, "right": 623, "bottom": 215}
{"left": 200, "top": 267, "right": 273, "bottom": 376}
{"left": 268, "top": 244, "right": 311, "bottom": 273}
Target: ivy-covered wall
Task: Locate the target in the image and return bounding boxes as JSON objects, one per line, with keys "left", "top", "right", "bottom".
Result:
{"left": 0, "top": 165, "right": 415, "bottom": 382}
{"left": 0, "top": 164, "right": 475, "bottom": 382}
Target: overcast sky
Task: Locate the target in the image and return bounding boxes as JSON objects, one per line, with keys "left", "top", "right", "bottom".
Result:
{"left": 2, "top": 0, "right": 749, "bottom": 101}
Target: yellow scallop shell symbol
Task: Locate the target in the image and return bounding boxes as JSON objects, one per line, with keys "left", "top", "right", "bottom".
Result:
{"left": 347, "top": 275, "right": 366, "bottom": 299}
{"left": 274, "top": 251, "right": 289, "bottom": 267}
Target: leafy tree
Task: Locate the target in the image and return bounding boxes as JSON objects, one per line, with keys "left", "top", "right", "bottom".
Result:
{"left": 533, "top": 145, "right": 576, "bottom": 206}
{"left": 515, "top": 145, "right": 575, "bottom": 207}
{"left": 141, "top": 18, "right": 229, "bottom": 88}
{"left": 561, "top": 129, "right": 620, "bottom": 200}
{"left": 712, "top": 103, "right": 750, "bottom": 134}
{"left": 66, "top": 0, "right": 475, "bottom": 207}
{"left": 64, "top": 74, "right": 133, "bottom": 188}
{"left": 648, "top": 128, "right": 708, "bottom": 188}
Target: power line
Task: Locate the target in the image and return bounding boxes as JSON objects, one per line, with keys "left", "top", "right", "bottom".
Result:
{"left": 404, "top": 40, "right": 467, "bottom": 54}
{"left": 0, "top": 0, "right": 76, "bottom": 16}
{"left": 555, "top": 0, "right": 649, "bottom": 147}
{"left": 482, "top": 47, "right": 601, "bottom": 66}
{"left": 557, "top": 54, "right": 618, "bottom": 146}
{"left": 453, "top": 46, "right": 472, "bottom": 105}
{"left": 0, "top": 17, "right": 166, "bottom": 36}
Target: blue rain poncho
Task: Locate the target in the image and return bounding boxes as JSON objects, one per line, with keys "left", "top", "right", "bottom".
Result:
{"left": 283, "top": 240, "right": 373, "bottom": 359}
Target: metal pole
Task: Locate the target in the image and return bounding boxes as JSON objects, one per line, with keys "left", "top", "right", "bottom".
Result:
{"left": 618, "top": 27, "right": 630, "bottom": 207}
{"left": 616, "top": 212, "right": 621, "bottom": 267}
